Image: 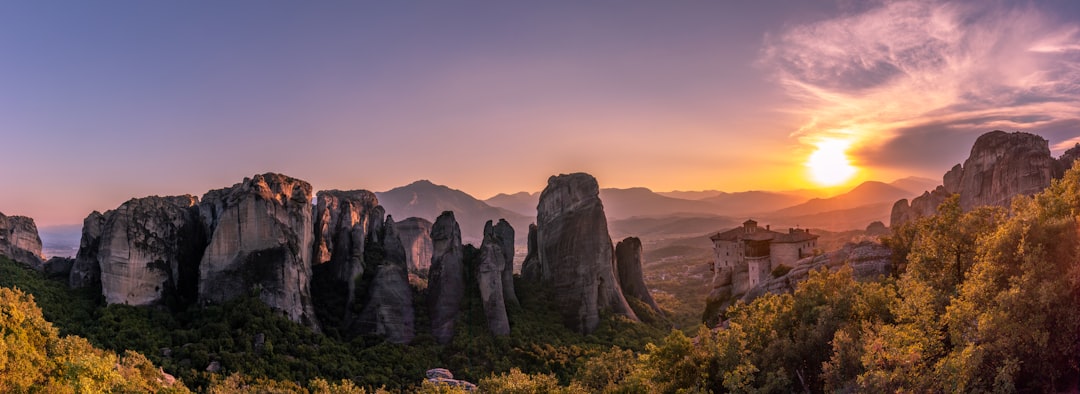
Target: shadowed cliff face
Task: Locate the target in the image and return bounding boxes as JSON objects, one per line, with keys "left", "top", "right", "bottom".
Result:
{"left": 615, "top": 237, "right": 662, "bottom": 318}
{"left": 428, "top": 211, "right": 464, "bottom": 344}
{"left": 892, "top": 131, "right": 1068, "bottom": 227}
{"left": 0, "top": 211, "right": 44, "bottom": 270}
{"left": 198, "top": 173, "right": 319, "bottom": 330}
{"left": 534, "top": 173, "right": 637, "bottom": 334}
{"left": 394, "top": 217, "right": 433, "bottom": 276}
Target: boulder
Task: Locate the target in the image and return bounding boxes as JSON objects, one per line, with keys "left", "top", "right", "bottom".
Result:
{"left": 96, "top": 196, "right": 205, "bottom": 306}
{"left": 492, "top": 219, "right": 518, "bottom": 307}
{"left": 535, "top": 173, "right": 637, "bottom": 334}
{"left": 428, "top": 211, "right": 465, "bottom": 344}
{"left": 425, "top": 368, "right": 477, "bottom": 392}
{"left": 198, "top": 173, "right": 319, "bottom": 329}
{"left": 394, "top": 217, "right": 434, "bottom": 276}
{"left": 477, "top": 220, "right": 510, "bottom": 336}
{"left": 0, "top": 211, "right": 44, "bottom": 269}
{"left": 614, "top": 237, "right": 662, "bottom": 315}
{"left": 69, "top": 212, "right": 105, "bottom": 288}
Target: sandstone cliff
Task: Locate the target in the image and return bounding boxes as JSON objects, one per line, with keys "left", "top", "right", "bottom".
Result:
{"left": 310, "top": 189, "right": 382, "bottom": 329}
{"left": 354, "top": 215, "right": 415, "bottom": 343}
{"left": 95, "top": 196, "right": 205, "bottom": 306}
{"left": 428, "top": 211, "right": 465, "bottom": 344}
{"left": 0, "top": 211, "right": 44, "bottom": 269}
{"left": 477, "top": 220, "right": 511, "bottom": 336}
{"left": 198, "top": 173, "right": 319, "bottom": 329}
{"left": 394, "top": 217, "right": 433, "bottom": 276}
{"left": 614, "top": 237, "right": 662, "bottom": 318}
{"left": 891, "top": 131, "right": 1067, "bottom": 227}
{"left": 492, "top": 219, "right": 518, "bottom": 308}
{"left": 534, "top": 173, "right": 637, "bottom": 334}
{"left": 520, "top": 224, "right": 540, "bottom": 282}
{"left": 70, "top": 212, "right": 106, "bottom": 288}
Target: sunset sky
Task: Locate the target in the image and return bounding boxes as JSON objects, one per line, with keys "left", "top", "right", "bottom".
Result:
{"left": 3, "top": 1, "right": 1080, "bottom": 226}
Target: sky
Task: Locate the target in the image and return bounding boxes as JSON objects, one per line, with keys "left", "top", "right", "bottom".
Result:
{"left": 2, "top": 0, "right": 1080, "bottom": 227}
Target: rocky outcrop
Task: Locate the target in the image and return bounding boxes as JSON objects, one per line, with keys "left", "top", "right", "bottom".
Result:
{"left": 1060, "top": 143, "right": 1080, "bottom": 172}
{"left": 354, "top": 215, "right": 415, "bottom": 343}
{"left": 428, "top": 211, "right": 465, "bottom": 344}
{"left": 704, "top": 241, "right": 892, "bottom": 326}
{"left": 889, "top": 186, "right": 952, "bottom": 227}
{"left": 534, "top": 173, "right": 637, "bottom": 334}
{"left": 0, "top": 211, "right": 44, "bottom": 269}
{"left": 891, "top": 131, "right": 1066, "bottom": 227}
{"left": 425, "top": 368, "right": 477, "bottom": 392}
{"left": 311, "top": 189, "right": 382, "bottom": 329}
{"left": 97, "top": 196, "right": 205, "bottom": 306}
{"left": 394, "top": 217, "right": 433, "bottom": 276}
{"left": 44, "top": 257, "right": 74, "bottom": 279}
{"left": 70, "top": 212, "right": 106, "bottom": 288}
{"left": 198, "top": 173, "right": 319, "bottom": 329}
{"left": 520, "top": 224, "right": 540, "bottom": 282}
{"left": 614, "top": 237, "right": 661, "bottom": 317}
{"left": 492, "top": 219, "right": 518, "bottom": 308}
{"left": 477, "top": 220, "right": 510, "bottom": 336}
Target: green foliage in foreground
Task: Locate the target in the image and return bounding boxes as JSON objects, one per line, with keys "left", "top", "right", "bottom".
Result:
{"left": 0, "top": 251, "right": 668, "bottom": 392}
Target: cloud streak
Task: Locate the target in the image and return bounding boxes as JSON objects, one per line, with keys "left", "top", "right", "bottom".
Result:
{"left": 762, "top": 0, "right": 1080, "bottom": 172}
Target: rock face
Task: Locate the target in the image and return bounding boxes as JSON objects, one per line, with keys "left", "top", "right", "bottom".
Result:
{"left": 394, "top": 217, "right": 433, "bottom": 276}
{"left": 890, "top": 186, "right": 952, "bottom": 227}
{"left": 0, "top": 211, "right": 44, "bottom": 269}
{"left": 428, "top": 211, "right": 465, "bottom": 344}
{"left": 492, "top": 219, "right": 518, "bottom": 308}
{"left": 891, "top": 131, "right": 1066, "bottom": 227}
{"left": 704, "top": 241, "right": 892, "bottom": 326}
{"left": 311, "top": 189, "right": 382, "bottom": 328}
{"left": 198, "top": 173, "right": 319, "bottom": 329}
{"left": 97, "top": 196, "right": 205, "bottom": 306}
{"left": 534, "top": 173, "right": 637, "bottom": 334}
{"left": 355, "top": 215, "right": 415, "bottom": 344}
{"left": 477, "top": 220, "right": 510, "bottom": 336}
{"left": 614, "top": 237, "right": 661, "bottom": 316}
{"left": 70, "top": 212, "right": 106, "bottom": 288}
{"left": 520, "top": 224, "right": 540, "bottom": 282}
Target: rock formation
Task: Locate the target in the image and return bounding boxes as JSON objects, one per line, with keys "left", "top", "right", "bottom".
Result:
{"left": 70, "top": 212, "right": 105, "bottom": 288}
{"left": 394, "top": 217, "right": 433, "bottom": 276}
{"left": 492, "top": 219, "right": 518, "bottom": 308}
{"left": 704, "top": 241, "right": 892, "bottom": 326}
{"left": 0, "top": 211, "right": 44, "bottom": 269}
{"left": 891, "top": 131, "right": 1068, "bottom": 227}
{"left": 534, "top": 173, "right": 637, "bottom": 334}
{"left": 355, "top": 215, "right": 415, "bottom": 344}
{"left": 614, "top": 237, "right": 662, "bottom": 317}
{"left": 477, "top": 220, "right": 510, "bottom": 336}
{"left": 198, "top": 173, "right": 319, "bottom": 329}
{"left": 428, "top": 211, "right": 465, "bottom": 344}
{"left": 96, "top": 196, "right": 205, "bottom": 306}
{"left": 311, "top": 189, "right": 382, "bottom": 328}
{"left": 44, "top": 257, "right": 74, "bottom": 279}
{"left": 520, "top": 224, "right": 540, "bottom": 282}
{"left": 425, "top": 368, "right": 477, "bottom": 391}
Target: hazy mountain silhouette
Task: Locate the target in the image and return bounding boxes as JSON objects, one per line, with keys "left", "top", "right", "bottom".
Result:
{"left": 770, "top": 181, "right": 914, "bottom": 218}
{"left": 484, "top": 191, "right": 539, "bottom": 217}
{"left": 376, "top": 180, "right": 530, "bottom": 244}
{"left": 889, "top": 176, "right": 939, "bottom": 195}
{"left": 699, "top": 191, "right": 808, "bottom": 216}
{"left": 655, "top": 190, "right": 728, "bottom": 200}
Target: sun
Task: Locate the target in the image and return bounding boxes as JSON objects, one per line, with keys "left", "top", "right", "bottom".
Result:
{"left": 807, "top": 139, "right": 857, "bottom": 186}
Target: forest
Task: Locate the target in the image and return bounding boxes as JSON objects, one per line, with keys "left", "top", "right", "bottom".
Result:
{"left": 5, "top": 164, "right": 1080, "bottom": 392}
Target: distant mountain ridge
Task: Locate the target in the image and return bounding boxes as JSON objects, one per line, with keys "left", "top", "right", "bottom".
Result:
{"left": 376, "top": 180, "right": 531, "bottom": 244}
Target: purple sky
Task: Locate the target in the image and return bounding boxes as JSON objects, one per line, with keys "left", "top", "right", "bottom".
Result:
{"left": 3, "top": 1, "right": 1080, "bottom": 226}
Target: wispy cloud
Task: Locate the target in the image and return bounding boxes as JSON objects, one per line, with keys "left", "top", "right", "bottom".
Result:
{"left": 762, "top": 0, "right": 1080, "bottom": 171}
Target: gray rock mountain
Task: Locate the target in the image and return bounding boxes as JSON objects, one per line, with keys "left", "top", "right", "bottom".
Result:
{"left": 534, "top": 173, "right": 637, "bottom": 334}
{"left": 198, "top": 173, "right": 320, "bottom": 329}
{"left": 477, "top": 220, "right": 510, "bottom": 336}
{"left": 69, "top": 212, "right": 106, "bottom": 288}
{"left": 0, "top": 211, "right": 44, "bottom": 269}
{"left": 615, "top": 237, "right": 662, "bottom": 316}
{"left": 394, "top": 217, "right": 433, "bottom": 276}
{"left": 428, "top": 211, "right": 465, "bottom": 344}
{"left": 492, "top": 219, "right": 518, "bottom": 308}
